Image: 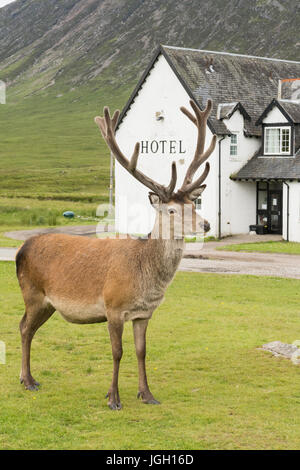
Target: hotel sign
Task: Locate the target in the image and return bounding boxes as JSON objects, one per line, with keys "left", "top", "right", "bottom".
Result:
{"left": 140, "top": 140, "right": 186, "bottom": 155}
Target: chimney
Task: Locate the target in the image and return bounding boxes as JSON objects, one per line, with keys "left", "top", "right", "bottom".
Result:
{"left": 278, "top": 78, "right": 300, "bottom": 101}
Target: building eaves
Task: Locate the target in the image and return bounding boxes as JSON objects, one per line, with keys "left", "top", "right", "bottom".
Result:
{"left": 256, "top": 99, "right": 295, "bottom": 125}
{"left": 218, "top": 102, "right": 251, "bottom": 121}
{"left": 232, "top": 149, "right": 300, "bottom": 181}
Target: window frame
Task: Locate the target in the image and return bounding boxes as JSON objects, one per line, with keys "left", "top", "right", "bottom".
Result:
{"left": 229, "top": 132, "right": 238, "bottom": 159}
{"left": 263, "top": 123, "right": 293, "bottom": 156}
{"left": 195, "top": 196, "right": 202, "bottom": 212}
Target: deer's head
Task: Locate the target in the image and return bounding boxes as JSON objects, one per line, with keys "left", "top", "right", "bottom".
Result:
{"left": 95, "top": 100, "right": 216, "bottom": 239}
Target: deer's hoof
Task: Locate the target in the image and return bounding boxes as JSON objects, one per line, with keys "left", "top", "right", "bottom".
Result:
{"left": 137, "top": 391, "right": 160, "bottom": 405}
{"left": 106, "top": 391, "right": 122, "bottom": 410}
{"left": 146, "top": 398, "right": 161, "bottom": 405}
{"left": 20, "top": 376, "right": 40, "bottom": 391}
{"left": 26, "top": 383, "right": 40, "bottom": 391}
{"left": 108, "top": 402, "right": 122, "bottom": 411}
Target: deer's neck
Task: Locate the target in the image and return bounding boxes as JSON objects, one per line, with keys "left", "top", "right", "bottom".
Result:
{"left": 159, "top": 238, "right": 184, "bottom": 280}
{"left": 147, "top": 229, "right": 184, "bottom": 285}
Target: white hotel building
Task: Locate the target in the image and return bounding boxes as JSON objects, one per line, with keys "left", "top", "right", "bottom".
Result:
{"left": 113, "top": 46, "right": 300, "bottom": 241}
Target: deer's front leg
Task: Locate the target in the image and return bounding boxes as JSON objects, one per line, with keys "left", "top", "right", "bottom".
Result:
{"left": 133, "top": 318, "right": 160, "bottom": 405}
{"left": 106, "top": 318, "right": 124, "bottom": 410}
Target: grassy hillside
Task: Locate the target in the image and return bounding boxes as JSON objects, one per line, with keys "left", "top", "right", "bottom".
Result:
{"left": 0, "top": 84, "right": 130, "bottom": 227}
{"left": 0, "top": 84, "right": 130, "bottom": 197}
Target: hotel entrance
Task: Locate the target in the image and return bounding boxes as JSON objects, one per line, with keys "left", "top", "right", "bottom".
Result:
{"left": 256, "top": 181, "right": 283, "bottom": 234}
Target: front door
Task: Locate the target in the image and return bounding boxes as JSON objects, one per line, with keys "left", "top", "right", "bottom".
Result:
{"left": 256, "top": 182, "right": 282, "bottom": 234}
{"left": 269, "top": 190, "right": 282, "bottom": 234}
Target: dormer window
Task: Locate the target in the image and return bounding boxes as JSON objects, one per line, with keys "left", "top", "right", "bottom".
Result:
{"left": 264, "top": 126, "right": 291, "bottom": 155}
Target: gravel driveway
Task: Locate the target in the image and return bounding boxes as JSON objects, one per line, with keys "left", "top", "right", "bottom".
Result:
{"left": 180, "top": 233, "right": 300, "bottom": 279}
{"left": 180, "top": 250, "right": 300, "bottom": 279}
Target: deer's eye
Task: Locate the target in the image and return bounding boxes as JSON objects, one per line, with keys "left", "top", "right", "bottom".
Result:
{"left": 168, "top": 208, "right": 176, "bottom": 215}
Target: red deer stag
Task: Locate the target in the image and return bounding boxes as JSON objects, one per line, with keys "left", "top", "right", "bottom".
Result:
{"left": 16, "top": 100, "right": 216, "bottom": 410}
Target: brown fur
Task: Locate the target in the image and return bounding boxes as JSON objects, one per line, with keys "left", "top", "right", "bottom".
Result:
{"left": 17, "top": 234, "right": 180, "bottom": 310}
{"left": 16, "top": 230, "right": 185, "bottom": 408}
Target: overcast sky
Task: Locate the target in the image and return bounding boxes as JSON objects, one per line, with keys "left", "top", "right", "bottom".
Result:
{"left": 0, "top": 0, "right": 16, "bottom": 8}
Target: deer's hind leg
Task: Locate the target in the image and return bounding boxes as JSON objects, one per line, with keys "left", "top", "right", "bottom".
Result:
{"left": 20, "top": 291, "right": 55, "bottom": 391}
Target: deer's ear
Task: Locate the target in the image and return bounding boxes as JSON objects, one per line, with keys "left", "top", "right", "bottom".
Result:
{"left": 188, "top": 185, "right": 206, "bottom": 201}
{"left": 148, "top": 192, "right": 160, "bottom": 208}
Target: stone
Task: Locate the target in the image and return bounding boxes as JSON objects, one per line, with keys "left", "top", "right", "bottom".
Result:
{"left": 260, "top": 341, "right": 299, "bottom": 359}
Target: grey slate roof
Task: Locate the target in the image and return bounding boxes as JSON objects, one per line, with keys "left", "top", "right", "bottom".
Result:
{"left": 232, "top": 151, "right": 300, "bottom": 181}
{"left": 162, "top": 46, "right": 300, "bottom": 136}
{"left": 118, "top": 45, "right": 300, "bottom": 138}
{"left": 279, "top": 101, "right": 300, "bottom": 123}
{"left": 162, "top": 46, "right": 300, "bottom": 180}
{"left": 218, "top": 103, "right": 238, "bottom": 119}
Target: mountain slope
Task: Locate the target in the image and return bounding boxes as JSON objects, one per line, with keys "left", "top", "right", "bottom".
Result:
{"left": 0, "top": 0, "right": 299, "bottom": 215}
{"left": 0, "top": 0, "right": 299, "bottom": 100}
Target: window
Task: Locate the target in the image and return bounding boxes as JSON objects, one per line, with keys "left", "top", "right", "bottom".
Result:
{"left": 230, "top": 133, "right": 238, "bottom": 157}
{"left": 195, "top": 197, "right": 202, "bottom": 211}
{"left": 264, "top": 126, "right": 291, "bottom": 155}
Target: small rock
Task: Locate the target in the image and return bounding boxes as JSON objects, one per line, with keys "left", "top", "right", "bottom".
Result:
{"left": 259, "top": 341, "right": 298, "bottom": 359}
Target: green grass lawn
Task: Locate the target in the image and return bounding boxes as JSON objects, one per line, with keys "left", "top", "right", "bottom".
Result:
{"left": 1, "top": 262, "right": 300, "bottom": 449}
{"left": 0, "top": 196, "right": 103, "bottom": 228}
{"left": 219, "top": 241, "right": 300, "bottom": 255}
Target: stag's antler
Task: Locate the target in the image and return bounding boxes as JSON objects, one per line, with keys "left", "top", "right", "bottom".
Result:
{"left": 94, "top": 107, "right": 177, "bottom": 203}
{"left": 177, "top": 99, "right": 216, "bottom": 197}
{"left": 95, "top": 100, "right": 216, "bottom": 202}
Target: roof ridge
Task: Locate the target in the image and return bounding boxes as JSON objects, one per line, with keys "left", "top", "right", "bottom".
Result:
{"left": 162, "top": 45, "right": 300, "bottom": 65}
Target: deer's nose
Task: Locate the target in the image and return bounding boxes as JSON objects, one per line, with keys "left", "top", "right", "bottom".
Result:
{"left": 204, "top": 221, "right": 210, "bottom": 233}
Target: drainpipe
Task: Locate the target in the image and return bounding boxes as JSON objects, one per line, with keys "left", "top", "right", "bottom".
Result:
{"left": 218, "top": 136, "right": 226, "bottom": 240}
{"left": 109, "top": 151, "right": 114, "bottom": 215}
{"left": 283, "top": 181, "right": 290, "bottom": 242}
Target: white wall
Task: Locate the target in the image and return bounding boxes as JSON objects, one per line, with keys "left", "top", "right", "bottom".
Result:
{"left": 219, "top": 111, "right": 260, "bottom": 235}
{"left": 283, "top": 181, "right": 300, "bottom": 242}
{"left": 263, "top": 106, "right": 288, "bottom": 124}
{"left": 115, "top": 55, "right": 269, "bottom": 238}
{"left": 266, "top": 106, "right": 293, "bottom": 240}
{"left": 115, "top": 54, "right": 218, "bottom": 236}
